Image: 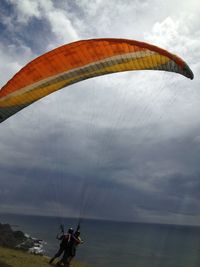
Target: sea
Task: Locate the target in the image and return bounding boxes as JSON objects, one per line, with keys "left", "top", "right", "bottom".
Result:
{"left": 1, "top": 213, "right": 200, "bottom": 267}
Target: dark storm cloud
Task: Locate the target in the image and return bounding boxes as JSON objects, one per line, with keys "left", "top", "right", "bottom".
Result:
{"left": 1, "top": 88, "right": 200, "bottom": 221}
{"left": 1, "top": 114, "right": 200, "bottom": 222}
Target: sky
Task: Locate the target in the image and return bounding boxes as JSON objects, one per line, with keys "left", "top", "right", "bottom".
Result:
{"left": 0, "top": 0, "right": 200, "bottom": 226}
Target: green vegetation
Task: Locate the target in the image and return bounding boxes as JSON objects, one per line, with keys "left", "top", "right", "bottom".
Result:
{"left": 0, "top": 246, "right": 90, "bottom": 267}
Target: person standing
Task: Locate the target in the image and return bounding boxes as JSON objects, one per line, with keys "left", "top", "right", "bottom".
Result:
{"left": 60, "top": 230, "right": 84, "bottom": 267}
{"left": 49, "top": 227, "right": 74, "bottom": 264}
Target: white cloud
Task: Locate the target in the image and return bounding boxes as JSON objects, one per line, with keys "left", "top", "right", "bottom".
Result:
{"left": 144, "top": 14, "right": 200, "bottom": 62}
{"left": 0, "top": 43, "right": 35, "bottom": 87}
{"left": 9, "top": 0, "right": 41, "bottom": 23}
{"left": 7, "top": 0, "right": 79, "bottom": 47}
{"left": 47, "top": 9, "right": 78, "bottom": 47}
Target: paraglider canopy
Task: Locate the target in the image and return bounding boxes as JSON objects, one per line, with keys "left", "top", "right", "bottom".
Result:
{"left": 0, "top": 38, "right": 193, "bottom": 123}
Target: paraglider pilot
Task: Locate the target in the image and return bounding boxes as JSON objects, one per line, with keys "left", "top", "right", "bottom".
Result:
{"left": 58, "top": 229, "right": 84, "bottom": 267}
{"left": 49, "top": 227, "right": 74, "bottom": 264}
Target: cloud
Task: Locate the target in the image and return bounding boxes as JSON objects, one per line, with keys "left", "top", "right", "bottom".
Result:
{"left": 144, "top": 13, "right": 200, "bottom": 67}
{"left": 8, "top": 0, "right": 41, "bottom": 23}
{"left": 7, "top": 0, "right": 79, "bottom": 47}
{"left": 0, "top": 43, "right": 35, "bottom": 87}
{"left": 0, "top": 0, "right": 200, "bottom": 225}
{"left": 46, "top": 9, "right": 78, "bottom": 46}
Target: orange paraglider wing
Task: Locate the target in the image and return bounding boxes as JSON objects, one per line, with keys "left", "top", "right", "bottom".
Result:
{"left": 0, "top": 38, "right": 193, "bottom": 123}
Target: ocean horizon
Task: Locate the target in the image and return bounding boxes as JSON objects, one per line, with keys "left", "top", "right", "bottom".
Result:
{"left": 1, "top": 212, "right": 200, "bottom": 267}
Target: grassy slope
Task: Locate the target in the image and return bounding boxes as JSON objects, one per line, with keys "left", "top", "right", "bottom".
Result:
{"left": 0, "top": 246, "right": 90, "bottom": 267}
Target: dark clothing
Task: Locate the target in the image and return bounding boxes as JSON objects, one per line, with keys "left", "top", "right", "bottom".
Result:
{"left": 61, "top": 234, "right": 83, "bottom": 265}
{"left": 49, "top": 234, "right": 71, "bottom": 264}
{"left": 54, "top": 246, "right": 65, "bottom": 258}
{"left": 59, "top": 234, "right": 71, "bottom": 249}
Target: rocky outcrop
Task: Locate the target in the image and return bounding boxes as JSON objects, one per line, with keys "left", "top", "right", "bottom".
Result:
{"left": 0, "top": 223, "right": 44, "bottom": 255}
{"left": 0, "top": 223, "right": 26, "bottom": 248}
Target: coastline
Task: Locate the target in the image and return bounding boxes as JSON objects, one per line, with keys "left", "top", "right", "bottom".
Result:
{"left": 0, "top": 222, "right": 45, "bottom": 255}
{"left": 0, "top": 222, "right": 90, "bottom": 267}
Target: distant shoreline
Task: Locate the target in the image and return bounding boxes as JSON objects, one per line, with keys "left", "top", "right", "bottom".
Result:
{"left": 1, "top": 211, "right": 200, "bottom": 228}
